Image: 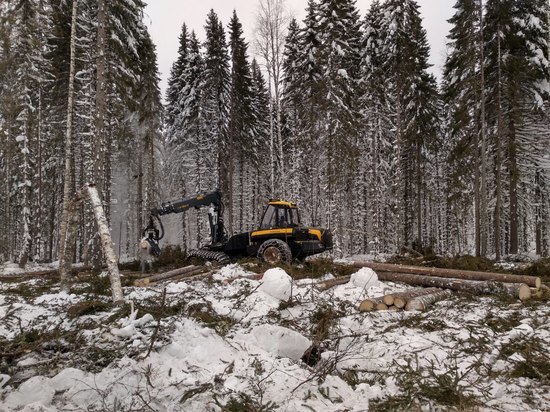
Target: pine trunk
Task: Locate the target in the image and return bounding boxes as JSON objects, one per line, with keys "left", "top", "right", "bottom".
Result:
{"left": 58, "top": 0, "right": 79, "bottom": 292}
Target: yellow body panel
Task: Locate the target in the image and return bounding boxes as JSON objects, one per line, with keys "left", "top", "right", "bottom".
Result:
{"left": 308, "top": 229, "right": 322, "bottom": 241}
{"left": 251, "top": 228, "right": 293, "bottom": 237}
{"left": 250, "top": 228, "right": 322, "bottom": 242}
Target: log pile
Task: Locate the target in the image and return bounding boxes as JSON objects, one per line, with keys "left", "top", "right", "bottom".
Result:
{"left": 314, "top": 261, "right": 544, "bottom": 312}
{"left": 359, "top": 287, "right": 450, "bottom": 312}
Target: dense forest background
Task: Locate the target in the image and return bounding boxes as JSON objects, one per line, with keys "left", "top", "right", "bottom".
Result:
{"left": 0, "top": 0, "right": 548, "bottom": 268}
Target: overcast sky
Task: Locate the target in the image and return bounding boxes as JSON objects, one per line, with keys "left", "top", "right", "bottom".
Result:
{"left": 144, "top": 0, "right": 455, "bottom": 99}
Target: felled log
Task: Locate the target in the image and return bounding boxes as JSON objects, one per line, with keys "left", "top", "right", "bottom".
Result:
{"left": 358, "top": 296, "right": 386, "bottom": 312}
{"left": 405, "top": 289, "right": 453, "bottom": 311}
{"left": 316, "top": 276, "right": 352, "bottom": 291}
{"left": 351, "top": 261, "right": 541, "bottom": 289}
{"left": 376, "top": 271, "right": 531, "bottom": 300}
{"left": 133, "top": 265, "right": 201, "bottom": 287}
{"left": 382, "top": 295, "right": 394, "bottom": 306}
{"left": 376, "top": 302, "right": 389, "bottom": 310}
{"left": 149, "top": 269, "right": 213, "bottom": 286}
{"left": 390, "top": 287, "right": 443, "bottom": 309}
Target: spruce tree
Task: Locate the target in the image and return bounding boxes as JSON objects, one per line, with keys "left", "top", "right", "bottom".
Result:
{"left": 228, "top": 10, "right": 254, "bottom": 232}
{"left": 202, "top": 10, "right": 230, "bottom": 213}
{"left": 378, "top": 0, "right": 441, "bottom": 251}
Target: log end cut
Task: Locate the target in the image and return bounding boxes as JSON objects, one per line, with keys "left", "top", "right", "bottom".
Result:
{"left": 518, "top": 284, "right": 531, "bottom": 301}
{"left": 359, "top": 300, "right": 375, "bottom": 312}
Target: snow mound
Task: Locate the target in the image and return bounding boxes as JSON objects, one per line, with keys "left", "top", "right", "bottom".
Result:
{"left": 351, "top": 267, "right": 381, "bottom": 289}
{"left": 259, "top": 268, "right": 292, "bottom": 300}
{"left": 248, "top": 324, "right": 311, "bottom": 361}
{"left": 3, "top": 376, "right": 54, "bottom": 409}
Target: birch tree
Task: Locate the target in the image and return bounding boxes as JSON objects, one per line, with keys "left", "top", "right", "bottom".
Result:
{"left": 253, "top": 0, "right": 290, "bottom": 197}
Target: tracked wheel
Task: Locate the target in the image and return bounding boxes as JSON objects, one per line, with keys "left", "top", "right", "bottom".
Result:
{"left": 188, "top": 249, "right": 231, "bottom": 264}
{"left": 257, "top": 239, "right": 292, "bottom": 265}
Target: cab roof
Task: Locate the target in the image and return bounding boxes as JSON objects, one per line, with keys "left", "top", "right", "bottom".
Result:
{"left": 267, "top": 200, "right": 297, "bottom": 208}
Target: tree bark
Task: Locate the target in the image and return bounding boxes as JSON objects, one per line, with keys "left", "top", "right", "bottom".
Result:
{"left": 86, "top": 184, "right": 123, "bottom": 303}
{"left": 390, "top": 287, "right": 443, "bottom": 309}
{"left": 58, "top": 0, "right": 79, "bottom": 292}
{"left": 316, "top": 276, "right": 352, "bottom": 291}
{"left": 405, "top": 289, "right": 453, "bottom": 311}
{"left": 350, "top": 261, "right": 541, "bottom": 288}
{"left": 59, "top": 187, "right": 86, "bottom": 291}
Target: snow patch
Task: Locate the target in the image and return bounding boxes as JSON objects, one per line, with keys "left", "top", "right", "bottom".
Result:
{"left": 246, "top": 324, "right": 311, "bottom": 361}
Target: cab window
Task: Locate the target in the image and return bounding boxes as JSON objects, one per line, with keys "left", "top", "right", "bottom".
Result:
{"left": 260, "top": 205, "right": 277, "bottom": 228}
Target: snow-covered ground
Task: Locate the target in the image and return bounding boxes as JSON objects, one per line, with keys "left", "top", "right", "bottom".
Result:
{"left": 0, "top": 262, "right": 548, "bottom": 411}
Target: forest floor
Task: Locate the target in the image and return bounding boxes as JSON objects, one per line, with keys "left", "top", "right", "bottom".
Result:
{"left": 0, "top": 256, "right": 549, "bottom": 411}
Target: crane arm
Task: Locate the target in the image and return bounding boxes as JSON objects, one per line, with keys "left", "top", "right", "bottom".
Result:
{"left": 150, "top": 190, "right": 223, "bottom": 217}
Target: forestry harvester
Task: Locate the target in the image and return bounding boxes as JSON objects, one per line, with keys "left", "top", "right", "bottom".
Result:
{"left": 143, "top": 189, "right": 332, "bottom": 265}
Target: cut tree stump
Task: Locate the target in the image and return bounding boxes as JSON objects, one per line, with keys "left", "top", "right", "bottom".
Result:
{"left": 350, "top": 261, "right": 541, "bottom": 289}
{"left": 375, "top": 271, "right": 531, "bottom": 300}
{"left": 405, "top": 289, "right": 453, "bottom": 311}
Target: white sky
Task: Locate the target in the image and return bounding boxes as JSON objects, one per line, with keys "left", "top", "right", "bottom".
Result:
{"left": 143, "top": 0, "right": 455, "bottom": 99}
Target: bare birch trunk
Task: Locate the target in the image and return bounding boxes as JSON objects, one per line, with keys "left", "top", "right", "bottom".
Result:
{"left": 86, "top": 184, "right": 124, "bottom": 303}
{"left": 389, "top": 287, "right": 443, "bottom": 309}
{"left": 58, "top": 0, "right": 79, "bottom": 292}
{"left": 405, "top": 289, "right": 453, "bottom": 311}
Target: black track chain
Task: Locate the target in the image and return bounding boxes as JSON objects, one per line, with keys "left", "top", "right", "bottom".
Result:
{"left": 188, "top": 249, "right": 231, "bottom": 264}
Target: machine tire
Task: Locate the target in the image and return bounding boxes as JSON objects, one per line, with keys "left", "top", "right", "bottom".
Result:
{"left": 257, "top": 239, "right": 292, "bottom": 265}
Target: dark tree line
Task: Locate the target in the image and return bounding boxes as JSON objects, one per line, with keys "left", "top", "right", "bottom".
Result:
{"left": 166, "top": 0, "right": 549, "bottom": 258}
{"left": 0, "top": 0, "right": 162, "bottom": 266}
{"left": 0, "top": 0, "right": 548, "bottom": 265}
